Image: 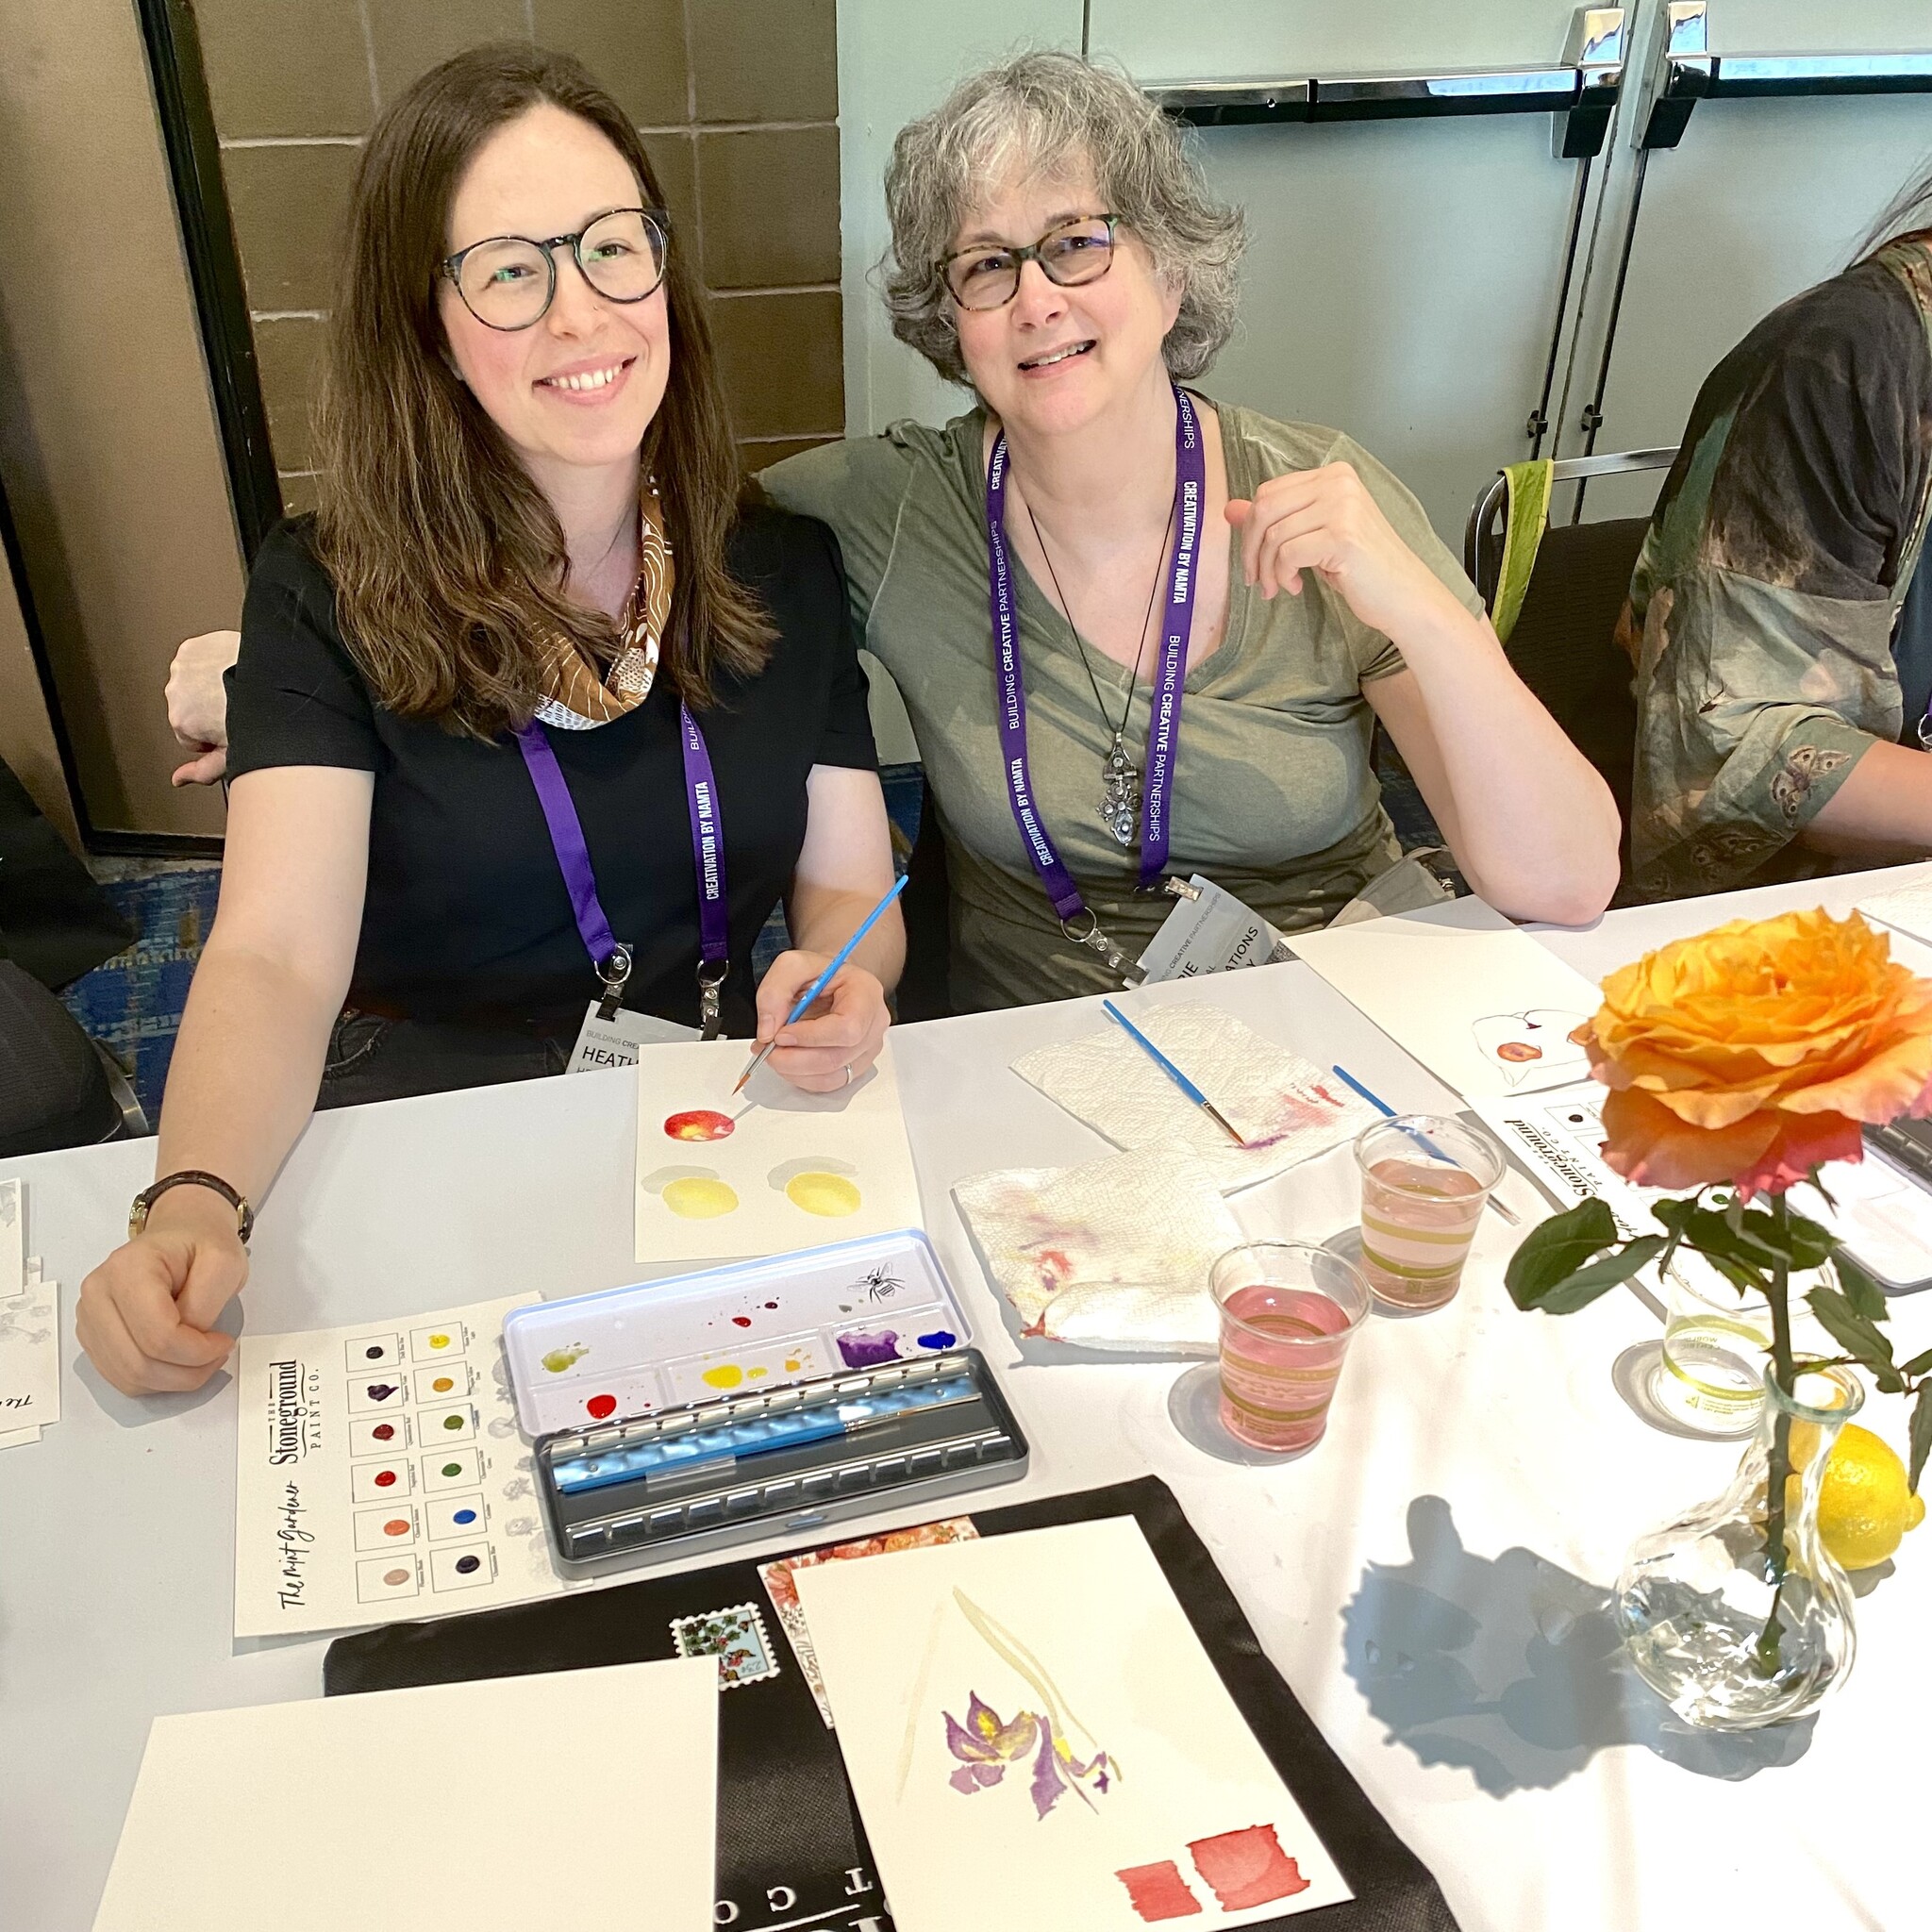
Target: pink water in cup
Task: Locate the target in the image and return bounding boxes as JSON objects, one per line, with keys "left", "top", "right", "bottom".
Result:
{"left": 1208, "top": 1242, "right": 1372, "bottom": 1452}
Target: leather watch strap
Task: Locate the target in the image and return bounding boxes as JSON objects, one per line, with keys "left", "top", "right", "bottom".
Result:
{"left": 128, "top": 1170, "right": 255, "bottom": 1244}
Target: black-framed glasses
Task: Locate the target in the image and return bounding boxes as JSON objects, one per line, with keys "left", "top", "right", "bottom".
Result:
{"left": 440, "top": 207, "right": 670, "bottom": 331}
{"left": 940, "top": 214, "right": 1120, "bottom": 311}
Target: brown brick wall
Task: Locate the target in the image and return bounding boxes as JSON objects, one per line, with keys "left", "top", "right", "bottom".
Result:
{"left": 193, "top": 0, "right": 842, "bottom": 512}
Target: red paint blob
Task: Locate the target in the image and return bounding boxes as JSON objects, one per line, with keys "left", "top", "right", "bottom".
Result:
{"left": 663, "top": 1108, "right": 735, "bottom": 1142}
{"left": 1188, "top": 1826, "right": 1308, "bottom": 1912}
{"left": 371, "top": 1423, "right": 395, "bottom": 1441}
{"left": 730, "top": 1315, "right": 753, "bottom": 1328}
{"left": 1116, "top": 1863, "right": 1202, "bottom": 1923}
{"left": 374, "top": 1469, "right": 397, "bottom": 1489}
{"left": 586, "top": 1393, "right": 618, "bottom": 1421}
{"left": 764, "top": 1301, "right": 779, "bottom": 1309}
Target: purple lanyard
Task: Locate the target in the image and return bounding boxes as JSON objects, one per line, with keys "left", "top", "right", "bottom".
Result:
{"left": 984, "top": 385, "right": 1206, "bottom": 938}
{"left": 514, "top": 701, "right": 731, "bottom": 1032}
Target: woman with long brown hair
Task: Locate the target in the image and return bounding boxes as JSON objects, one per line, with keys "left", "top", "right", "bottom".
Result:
{"left": 77, "top": 45, "right": 901, "bottom": 1397}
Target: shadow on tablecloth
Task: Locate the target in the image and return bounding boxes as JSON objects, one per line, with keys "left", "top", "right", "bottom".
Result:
{"left": 1341, "top": 1495, "right": 1813, "bottom": 1793}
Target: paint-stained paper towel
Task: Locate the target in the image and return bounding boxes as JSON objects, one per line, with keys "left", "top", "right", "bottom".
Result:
{"left": 953, "top": 1148, "right": 1240, "bottom": 1353}
{"left": 1011, "top": 1005, "right": 1375, "bottom": 1193}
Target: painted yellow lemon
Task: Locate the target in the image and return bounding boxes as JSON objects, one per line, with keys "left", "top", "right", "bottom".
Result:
{"left": 786, "top": 1171, "right": 861, "bottom": 1217}
{"left": 662, "top": 1176, "right": 740, "bottom": 1219}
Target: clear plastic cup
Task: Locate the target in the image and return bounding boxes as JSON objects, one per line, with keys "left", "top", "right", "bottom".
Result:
{"left": 1354, "top": 1113, "right": 1507, "bottom": 1311}
{"left": 1208, "top": 1241, "right": 1372, "bottom": 1452}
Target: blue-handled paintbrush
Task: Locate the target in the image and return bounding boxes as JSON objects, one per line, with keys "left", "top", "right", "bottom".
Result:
{"left": 1103, "top": 999, "right": 1245, "bottom": 1146}
{"left": 733, "top": 872, "right": 909, "bottom": 1097}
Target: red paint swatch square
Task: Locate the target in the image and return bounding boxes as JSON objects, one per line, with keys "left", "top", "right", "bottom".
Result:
{"left": 1115, "top": 1861, "right": 1202, "bottom": 1922}
{"left": 1188, "top": 1824, "right": 1309, "bottom": 1911}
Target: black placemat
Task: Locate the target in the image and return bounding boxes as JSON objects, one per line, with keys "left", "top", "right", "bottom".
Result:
{"left": 325, "top": 1475, "right": 1457, "bottom": 1931}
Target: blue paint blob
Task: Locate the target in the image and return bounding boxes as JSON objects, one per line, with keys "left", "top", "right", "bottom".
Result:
{"left": 453, "top": 1507, "right": 477, "bottom": 1525}
{"left": 916, "top": 1329, "right": 958, "bottom": 1350}
{"left": 837, "top": 1329, "right": 901, "bottom": 1369}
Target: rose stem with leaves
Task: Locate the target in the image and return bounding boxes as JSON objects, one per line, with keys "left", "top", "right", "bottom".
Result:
{"left": 1754, "top": 1194, "right": 1797, "bottom": 1676}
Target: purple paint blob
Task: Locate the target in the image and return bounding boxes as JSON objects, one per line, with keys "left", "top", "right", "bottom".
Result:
{"left": 837, "top": 1330, "right": 902, "bottom": 1369}
{"left": 365, "top": 1382, "right": 397, "bottom": 1402}
{"left": 455, "top": 1554, "right": 481, "bottom": 1575}
{"left": 916, "top": 1329, "right": 958, "bottom": 1350}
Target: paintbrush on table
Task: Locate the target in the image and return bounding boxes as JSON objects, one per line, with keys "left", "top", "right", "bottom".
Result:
{"left": 1102, "top": 999, "right": 1246, "bottom": 1146}
{"left": 733, "top": 872, "right": 909, "bottom": 1101}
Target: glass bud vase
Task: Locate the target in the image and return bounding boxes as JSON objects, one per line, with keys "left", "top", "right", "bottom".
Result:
{"left": 1615, "top": 1363, "right": 1862, "bottom": 1730}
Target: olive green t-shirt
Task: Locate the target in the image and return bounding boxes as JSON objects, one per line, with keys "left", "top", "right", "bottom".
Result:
{"left": 760, "top": 398, "right": 1484, "bottom": 1011}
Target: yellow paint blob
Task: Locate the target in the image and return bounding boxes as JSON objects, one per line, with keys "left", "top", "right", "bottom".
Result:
{"left": 541, "top": 1344, "right": 589, "bottom": 1374}
{"left": 785, "top": 1172, "right": 862, "bottom": 1218}
{"left": 748, "top": 1367, "right": 767, "bottom": 1380}
{"left": 784, "top": 1357, "right": 801, "bottom": 1372}
{"left": 428, "top": 1333, "right": 451, "bottom": 1349}
{"left": 702, "top": 1364, "right": 745, "bottom": 1390}
{"left": 662, "top": 1176, "right": 741, "bottom": 1220}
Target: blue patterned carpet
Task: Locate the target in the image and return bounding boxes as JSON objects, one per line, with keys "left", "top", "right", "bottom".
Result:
{"left": 61, "top": 767, "right": 929, "bottom": 1126}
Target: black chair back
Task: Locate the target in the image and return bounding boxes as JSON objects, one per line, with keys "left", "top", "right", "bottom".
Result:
{"left": 893, "top": 781, "right": 955, "bottom": 1022}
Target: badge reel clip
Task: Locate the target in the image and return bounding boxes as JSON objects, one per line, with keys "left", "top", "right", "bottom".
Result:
{"left": 696, "top": 957, "right": 728, "bottom": 1041}
{"left": 595, "top": 941, "right": 633, "bottom": 1023}
{"left": 1058, "top": 908, "right": 1146, "bottom": 989}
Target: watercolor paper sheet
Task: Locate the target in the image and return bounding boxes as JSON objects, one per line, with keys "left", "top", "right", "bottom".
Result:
{"left": 795, "top": 1517, "right": 1350, "bottom": 1932}
{"left": 1857, "top": 870, "right": 1932, "bottom": 948}
{"left": 0, "top": 1177, "right": 22, "bottom": 1298}
{"left": 91, "top": 1657, "right": 718, "bottom": 1932}
{"left": 0, "top": 1264, "right": 58, "bottom": 1446}
{"left": 1012, "top": 1005, "right": 1375, "bottom": 1192}
{"left": 1288, "top": 895, "right": 1605, "bottom": 1100}
{"left": 953, "top": 1148, "right": 1241, "bottom": 1353}
{"left": 635, "top": 1038, "right": 924, "bottom": 1265}
{"left": 760, "top": 1517, "right": 981, "bottom": 1725}
{"left": 232, "top": 1291, "right": 580, "bottom": 1638}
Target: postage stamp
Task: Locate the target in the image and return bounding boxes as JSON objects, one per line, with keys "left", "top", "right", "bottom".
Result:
{"left": 670, "top": 1601, "right": 781, "bottom": 1690}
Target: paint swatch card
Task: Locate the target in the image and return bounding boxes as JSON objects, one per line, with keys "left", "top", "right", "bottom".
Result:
{"left": 0, "top": 1264, "right": 59, "bottom": 1446}
{"left": 794, "top": 1517, "right": 1351, "bottom": 1931}
{"left": 0, "top": 1178, "right": 22, "bottom": 1299}
{"left": 92, "top": 1657, "right": 719, "bottom": 1932}
{"left": 505, "top": 1230, "right": 969, "bottom": 1435}
{"left": 232, "top": 1291, "right": 578, "bottom": 1638}
{"left": 636, "top": 1038, "right": 924, "bottom": 1264}
{"left": 1289, "top": 895, "right": 1604, "bottom": 1100}
{"left": 1012, "top": 1004, "right": 1376, "bottom": 1192}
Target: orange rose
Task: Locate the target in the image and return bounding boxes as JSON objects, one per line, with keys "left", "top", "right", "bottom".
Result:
{"left": 1582, "top": 909, "right": 1932, "bottom": 1198}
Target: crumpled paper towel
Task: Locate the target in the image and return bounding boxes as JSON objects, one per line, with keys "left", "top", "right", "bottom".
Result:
{"left": 951, "top": 1146, "right": 1241, "bottom": 1354}
{"left": 1011, "top": 1004, "right": 1376, "bottom": 1193}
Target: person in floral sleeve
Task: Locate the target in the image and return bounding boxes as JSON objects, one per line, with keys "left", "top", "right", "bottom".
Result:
{"left": 1622, "top": 169, "right": 1932, "bottom": 900}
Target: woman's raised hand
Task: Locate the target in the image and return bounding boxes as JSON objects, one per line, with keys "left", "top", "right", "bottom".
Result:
{"left": 1225, "top": 461, "right": 1462, "bottom": 642}
{"left": 752, "top": 951, "right": 891, "bottom": 1093}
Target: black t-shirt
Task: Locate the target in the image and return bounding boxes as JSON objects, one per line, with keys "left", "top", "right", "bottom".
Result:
{"left": 225, "top": 506, "right": 877, "bottom": 1034}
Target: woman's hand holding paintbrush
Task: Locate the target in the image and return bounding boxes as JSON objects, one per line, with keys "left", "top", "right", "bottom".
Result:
{"left": 740, "top": 873, "right": 908, "bottom": 1100}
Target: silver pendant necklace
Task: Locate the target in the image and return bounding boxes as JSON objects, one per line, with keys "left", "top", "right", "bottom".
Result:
{"left": 1024, "top": 494, "right": 1175, "bottom": 848}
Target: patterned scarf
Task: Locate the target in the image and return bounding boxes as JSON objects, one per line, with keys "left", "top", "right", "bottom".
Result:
{"left": 531, "top": 484, "right": 674, "bottom": 730}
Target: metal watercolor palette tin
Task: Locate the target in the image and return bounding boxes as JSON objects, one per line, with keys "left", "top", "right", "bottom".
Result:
{"left": 534, "top": 1347, "right": 1028, "bottom": 1571}
{"left": 503, "top": 1228, "right": 975, "bottom": 1438}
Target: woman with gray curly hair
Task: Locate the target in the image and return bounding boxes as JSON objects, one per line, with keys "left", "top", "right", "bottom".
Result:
{"left": 169, "top": 50, "right": 1619, "bottom": 1012}
{"left": 758, "top": 51, "right": 1618, "bottom": 1007}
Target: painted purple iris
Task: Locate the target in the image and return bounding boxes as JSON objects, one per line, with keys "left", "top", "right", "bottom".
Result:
{"left": 943, "top": 1692, "right": 1111, "bottom": 1819}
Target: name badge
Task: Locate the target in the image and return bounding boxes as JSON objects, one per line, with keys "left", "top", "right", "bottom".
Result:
{"left": 566, "top": 1002, "right": 701, "bottom": 1074}
{"left": 1138, "top": 874, "right": 1292, "bottom": 983}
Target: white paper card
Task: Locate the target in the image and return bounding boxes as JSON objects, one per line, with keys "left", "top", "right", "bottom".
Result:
{"left": 232, "top": 1291, "right": 574, "bottom": 1638}
{"left": 0, "top": 1177, "right": 22, "bottom": 1298}
{"left": 636, "top": 1037, "right": 923, "bottom": 1264}
{"left": 1857, "top": 869, "right": 1932, "bottom": 948}
{"left": 796, "top": 1518, "right": 1351, "bottom": 1931}
{"left": 0, "top": 1274, "right": 59, "bottom": 1436}
{"left": 1012, "top": 1005, "right": 1376, "bottom": 1193}
{"left": 1289, "top": 896, "right": 1604, "bottom": 1099}
{"left": 91, "top": 1657, "right": 719, "bottom": 1932}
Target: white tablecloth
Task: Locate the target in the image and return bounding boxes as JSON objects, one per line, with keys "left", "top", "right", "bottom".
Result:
{"left": 7, "top": 863, "right": 1932, "bottom": 1932}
